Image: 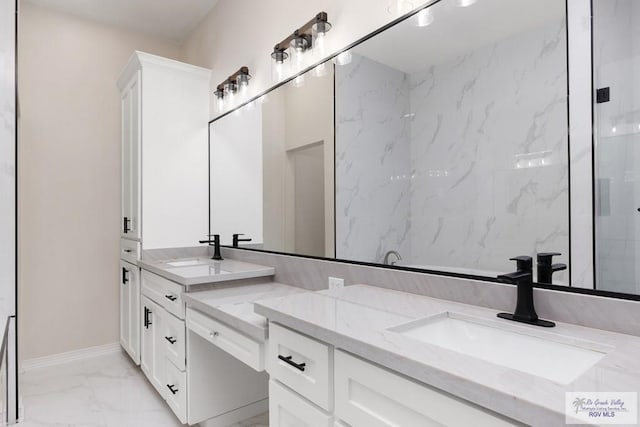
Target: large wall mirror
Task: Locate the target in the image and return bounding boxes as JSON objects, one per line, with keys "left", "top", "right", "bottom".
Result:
{"left": 210, "top": 62, "right": 335, "bottom": 258}
{"left": 209, "top": 0, "right": 640, "bottom": 298}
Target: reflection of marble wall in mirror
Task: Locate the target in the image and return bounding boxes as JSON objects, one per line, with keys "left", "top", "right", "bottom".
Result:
{"left": 336, "top": 14, "right": 569, "bottom": 280}
{"left": 335, "top": 55, "right": 412, "bottom": 264}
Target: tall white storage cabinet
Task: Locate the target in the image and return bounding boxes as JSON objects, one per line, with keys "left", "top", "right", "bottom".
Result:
{"left": 117, "top": 52, "right": 211, "bottom": 365}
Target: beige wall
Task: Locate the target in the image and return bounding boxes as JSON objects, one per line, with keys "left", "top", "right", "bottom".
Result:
{"left": 18, "top": 2, "right": 182, "bottom": 360}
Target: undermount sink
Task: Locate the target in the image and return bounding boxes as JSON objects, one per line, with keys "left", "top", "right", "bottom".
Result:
{"left": 388, "top": 312, "right": 609, "bottom": 384}
{"left": 165, "top": 259, "right": 209, "bottom": 267}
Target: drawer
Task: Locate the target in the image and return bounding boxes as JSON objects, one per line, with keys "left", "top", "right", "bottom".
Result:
{"left": 160, "top": 309, "right": 186, "bottom": 371}
{"left": 165, "top": 360, "right": 187, "bottom": 424}
{"left": 120, "top": 239, "right": 140, "bottom": 263}
{"left": 334, "top": 350, "right": 521, "bottom": 427}
{"left": 268, "top": 323, "right": 332, "bottom": 411}
{"left": 269, "top": 380, "right": 333, "bottom": 427}
{"left": 141, "top": 270, "right": 185, "bottom": 319}
{"left": 186, "top": 308, "right": 264, "bottom": 371}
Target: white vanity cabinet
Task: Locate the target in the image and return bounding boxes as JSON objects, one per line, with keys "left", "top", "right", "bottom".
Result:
{"left": 267, "top": 323, "right": 521, "bottom": 427}
{"left": 117, "top": 51, "right": 210, "bottom": 366}
{"left": 117, "top": 51, "right": 210, "bottom": 251}
{"left": 119, "top": 260, "right": 140, "bottom": 364}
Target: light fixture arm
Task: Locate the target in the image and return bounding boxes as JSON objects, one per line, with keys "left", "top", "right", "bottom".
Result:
{"left": 273, "top": 12, "right": 330, "bottom": 52}
{"left": 214, "top": 66, "right": 251, "bottom": 98}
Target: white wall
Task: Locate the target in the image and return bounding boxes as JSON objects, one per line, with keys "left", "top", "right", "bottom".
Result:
{"left": 18, "top": 2, "right": 182, "bottom": 360}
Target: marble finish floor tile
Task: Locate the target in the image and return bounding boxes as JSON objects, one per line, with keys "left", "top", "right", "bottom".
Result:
{"left": 19, "top": 350, "right": 269, "bottom": 427}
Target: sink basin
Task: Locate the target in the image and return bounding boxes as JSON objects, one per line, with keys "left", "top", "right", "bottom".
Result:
{"left": 165, "top": 259, "right": 208, "bottom": 267}
{"left": 388, "top": 312, "right": 609, "bottom": 384}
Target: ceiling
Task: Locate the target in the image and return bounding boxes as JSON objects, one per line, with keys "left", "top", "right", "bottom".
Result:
{"left": 23, "top": 0, "right": 219, "bottom": 43}
{"left": 353, "top": 0, "right": 565, "bottom": 73}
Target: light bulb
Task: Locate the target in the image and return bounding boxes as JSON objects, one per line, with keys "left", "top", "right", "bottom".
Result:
{"left": 335, "top": 50, "right": 352, "bottom": 66}
{"left": 415, "top": 8, "right": 434, "bottom": 27}
{"left": 612, "top": 126, "right": 617, "bottom": 133}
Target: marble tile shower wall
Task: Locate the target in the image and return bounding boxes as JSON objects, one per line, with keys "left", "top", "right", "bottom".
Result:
{"left": 593, "top": 0, "right": 640, "bottom": 295}
{"left": 409, "top": 20, "right": 569, "bottom": 277}
{"left": 335, "top": 54, "right": 412, "bottom": 264}
{"left": 336, "top": 21, "right": 569, "bottom": 280}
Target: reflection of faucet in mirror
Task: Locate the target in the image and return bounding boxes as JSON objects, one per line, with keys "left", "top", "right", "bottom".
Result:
{"left": 383, "top": 250, "right": 402, "bottom": 266}
{"left": 199, "top": 234, "right": 223, "bottom": 261}
{"left": 536, "top": 252, "right": 567, "bottom": 285}
{"left": 233, "top": 233, "right": 252, "bottom": 248}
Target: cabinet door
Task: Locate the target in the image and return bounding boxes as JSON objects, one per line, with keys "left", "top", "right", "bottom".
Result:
{"left": 334, "top": 350, "right": 521, "bottom": 427}
{"left": 119, "top": 260, "right": 131, "bottom": 354}
{"left": 141, "top": 296, "right": 165, "bottom": 398}
{"left": 119, "top": 261, "right": 140, "bottom": 365}
{"left": 121, "top": 71, "right": 141, "bottom": 240}
{"left": 269, "top": 380, "right": 333, "bottom": 427}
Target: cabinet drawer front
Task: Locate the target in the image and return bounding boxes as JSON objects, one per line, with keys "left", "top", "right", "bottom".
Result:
{"left": 141, "top": 270, "right": 184, "bottom": 319}
{"left": 186, "top": 308, "right": 264, "bottom": 371}
{"left": 269, "top": 380, "right": 333, "bottom": 427}
{"left": 334, "top": 350, "right": 520, "bottom": 427}
{"left": 165, "top": 360, "right": 187, "bottom": 424}
{"left": 160, "top": 310, "right": 186, "bottom": 371}
{"left": 268, "top": 323, "right": 332, "bottom": 411}
{"left": 120, "top": 239, "right": 140, "bottom": 263}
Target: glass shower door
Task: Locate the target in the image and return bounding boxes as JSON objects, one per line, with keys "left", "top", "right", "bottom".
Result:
{"left": 593, "top": 0, "right": 640, "bottom": 295}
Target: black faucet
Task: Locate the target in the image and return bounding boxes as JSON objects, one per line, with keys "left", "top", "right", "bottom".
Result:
{"left": 537, "top": 252, "right": 567, "bottom": 284}
{"left": 497, "top": 256, "right": 555, "bottom": 327}
{"left": 199, "top": 234, "right": 223, "bottom": 261}
{"left": 232, "top": 234, "right": 252, "bottom": 248}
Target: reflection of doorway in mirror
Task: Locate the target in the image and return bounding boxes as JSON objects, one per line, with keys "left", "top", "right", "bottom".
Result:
{"left": 286, "top": 142, "right": 326, "bottom": 257}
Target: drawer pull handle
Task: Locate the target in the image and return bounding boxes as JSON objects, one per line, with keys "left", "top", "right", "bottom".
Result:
{"left": 164, "top": 294, "right": 177, "bottom": 302}
{"left": 123, "top": 217, "right": 131, "bottom": 234}
{"left": 144, "top": 307, "right": 152, "bottom": 328}
{"left": 167, "top": 384, "right": 178, "bottom": 395}
{"left": 121, "top": 267, "right": 129, "bottom": 285}
{"left": 278, "top": 355, "right": 306, "bottom": 372}
{"left": 165, "top": 336, "right": 176, "bottom": 344}
{"left": 124, "top": 249, "right": 133, "bottom": 253}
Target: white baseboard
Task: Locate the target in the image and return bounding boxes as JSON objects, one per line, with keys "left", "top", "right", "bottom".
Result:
{"left": 21, "top": 342, "right": 121, "bottom": 372}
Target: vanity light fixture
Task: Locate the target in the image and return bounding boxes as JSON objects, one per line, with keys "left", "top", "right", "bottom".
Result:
{"left": 270, "top": 12, "right": 332, "bottom": 78}
{"left": 214, "top": 66, "right": 251, "bottom": 110}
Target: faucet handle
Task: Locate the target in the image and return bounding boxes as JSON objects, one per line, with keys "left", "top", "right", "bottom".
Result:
{"left": 509, "top": 256, "right": 532, "bottom": 272}
{"left": 537, "top": 252, "right": 561, "bottom": 265}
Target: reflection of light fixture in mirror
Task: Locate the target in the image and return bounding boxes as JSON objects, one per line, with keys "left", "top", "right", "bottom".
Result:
{"left": 214, "top": 88, "right": 225, "bottom": 111}
{"left": 457, "top": 0, "right": 478, "bottom": 7}
{"left": 387, "top": 0, "right": 413, "bottom": 15}
{"left": 271, "top": 12, "right": 332, "bottom": 75}
{"left": 292, "top": 74, "right": 305, "bottom": 88}
{"left": 311, "top": 62, "right": 328, "bottom": 77}
{"left": 271, "top": 48, "right": 289, "bottom": 81}
{"left": 335, "top": 50, "right": 352, "bottom": 66}
{"left": 415, "top": 8, "right": 434, "bottom": 27}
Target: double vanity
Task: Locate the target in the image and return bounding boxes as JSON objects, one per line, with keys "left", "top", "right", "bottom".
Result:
{"left": 119, "top": 248, "right": 640, "bottom": 427}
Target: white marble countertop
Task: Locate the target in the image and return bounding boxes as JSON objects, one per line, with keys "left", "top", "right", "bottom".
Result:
{"left": 183, "top": 281, "right": 308, "bottom": 340}
{"left": 137, "top": 257, "right": 275, "bottom": 287}
{"left": 254, "top": 285, "right": 640, "bottom": 427}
